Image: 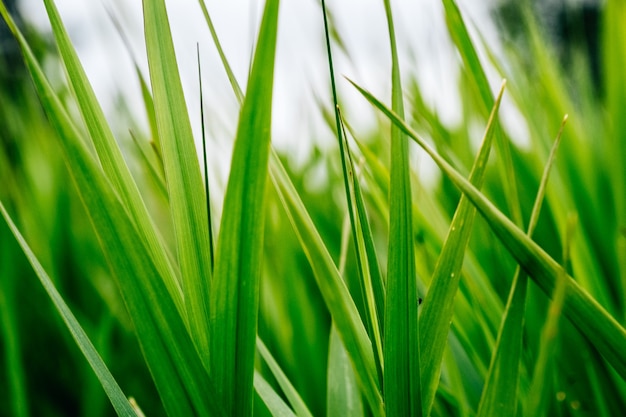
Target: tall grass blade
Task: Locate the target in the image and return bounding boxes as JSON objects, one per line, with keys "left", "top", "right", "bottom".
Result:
{"left": 320, "top": 0, "right": 384, "bottom": 382}
{"left": 477, "top": 116, "right": 568, "bottom": 417}
{"left": 209, "top": 0, "right": 280, "bottom": 414}
{"left": 419, "top": 80, "right": 506, "bottom": 416}
{"left": 270, "top": 150, "right": 384, "bottom": 416}
{"left": 0, "top": 202, "right": 137, "bottom": 417}
{"left": 143, "top": 0, "right": 212, "bottom": 358}
{"left": 381, "top": 1, "right": 421, "bottom": 415}
{"left": 349, "top": 79, "right": 626, "bottom": 380}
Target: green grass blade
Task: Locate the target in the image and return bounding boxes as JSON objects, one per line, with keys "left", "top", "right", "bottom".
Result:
{"left": 381, "top": 2, "right": 421, "bottom": 415}
{"left": 320, "top": 0, "right": 384, "bottom": 382}
{"left": 327, "top": 324, "right": 364, "bottom": 417}
{"left": 441, "top": 0, "right": 522, "bottom": 226}
{"left": 41, "top": 0, "right": 183, "bottom": 314}
{"left": 196, "top": 0, "right": 244, "bottom": 105}
{"left": 0, "top": 202, "right": 137, "bottom": 417}
{"left": 254, "top": 371, "right": 298, "bottom": 417}
{"left": 604, "top": 0, "right": 626, "bottom": 318}
{"left": 477, "top": 116, "right": 568, "bottom": 417}
{"left": 209, "top": 0, "right": 280, "bottom": 414}
{"left": 197, "top": 46, "right": 215, "bottom": 271}
{"left": 143, "top": 0, "right": 213, "bottom": 358}
{"left": 257, "top": 338, "right": 314, "bottom": 417}
{"left": 349, "top": 79, "right": 626, "bottom": 380}
{"left": 0, "top": 225, "right": 29, "bottom": 417}
{"left": 269, "top": 151, "right": 384, "bottom": 416}
{"left": 419, "top": 80, "right": 506, "bottom": 415}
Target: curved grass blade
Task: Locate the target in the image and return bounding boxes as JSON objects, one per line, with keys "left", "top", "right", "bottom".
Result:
{"left": 0, "top": 202, "right": 137, "bottom": 417}
{"left": 380, "top": 1, "right": 421, "bottom": 415}
{"left": 208, "top": 0, "right": 280, "bottom": 414}
{"left": 419, "top": 80, "right": 506, "bottom": 416}
{"left": 321, "top": 0, "right": 384, "bottom": 383}
{"left": 143, "top": 0, "right": 213, "bottom": 359}
{"left": 270, "top": 150, "right": 384, "bottom": 416}
{"left": 41, "top": 0, "right": 183, "bottom": 313}
{"left": 257, "top": 338, "right": 314, "bottom": 417}
{"left": 349, "top": 79, "right": 626, "bottom": 380}
{"left": 477, "top": 116, "right": 568, "bottom": 417}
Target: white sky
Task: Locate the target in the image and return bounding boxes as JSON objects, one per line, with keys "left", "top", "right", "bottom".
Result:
{"left": 17, "top": 0, "right": 520, "bottom": 184}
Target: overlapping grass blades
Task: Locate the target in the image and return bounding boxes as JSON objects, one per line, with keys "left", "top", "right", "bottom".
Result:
{"left": 269, "top": 150, "right": 384, "bottom": 415}
{"left": 380, "top": 1, "right": 422, "bottom": 415}
{"left": 477, "top": 116, "right": 567, "bottom": 417}
{"left": 1, "top": 2, "right": 223, "bottom": 415}
{"left": 350, "top": 79, "right": 626, "bottom": 381}
{"left": 143, "top": 0, "right": 213, "bottom": 361}
{"left": 208, "top": 0, "right": 280, "bottom": 414}
{"left": 0, "top": 203, "right": 137, "bottom": 416}
{"left": 419, "top": 80, "right": 506, "bottom": 416}
{"left": 320, "top": 0, "right": 384, "bottom": 384}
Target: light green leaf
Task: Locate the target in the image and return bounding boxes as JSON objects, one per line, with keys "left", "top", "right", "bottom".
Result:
{"left": 257, "top": 338, "right": 313, "bottom": 417}
{"left": 254, "top": 371, "right": 298, "bottom": 417}
{"left": 327, "top": 324, "right": 364, "bottom": 417}
{"left": 209, "top": 0, "right": 280, "bottom": 414}
{"left": 381, "top": 1, "right": 421, "bottom": 415}
{"left": 143, "top": 0, "right": 213, "bottom": 358}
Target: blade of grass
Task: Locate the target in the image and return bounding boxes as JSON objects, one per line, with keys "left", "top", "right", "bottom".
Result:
{"left": 254, "top": 371, "right": 298, "bottom": 417}
{"left": 321, "top": 0, "right": 384, "bottom": 384}
{"left": 197, "top": 45, "right": 215, "bottom": 271}
{"left": 41, "top": 0, "right": 183, "bottom": 314}
{"left": 381, "top": 1, "right": 421, "bottom": 415}
{"left": 0, "top": 202, "right": 137, "bottom": 417}
{"left": 269, "top": 150, "right": 384, "bottom": 416}
{"left": 196, "top": 0, "right": 244, "bottom": 105}
{"left": 349, "top": 79, "right": 626, "bottom": 380}
{"left": 419, "top": 79, "right": 506, "bottom": 416}
{"left": 0, "top": 7, "right": 225, "bottom": 414}
{"left": 208, "top": 0, "right": 280, "bottom": 414}
{"left": 328, "top": 324, "right": 365, "bottom": 417}
{"left": 526, "top": 214, "right": 576, "bottom": 416}
{"left": 143, "top": 0, "right": 213, "bottom": 359}
{"left": 0, "top": 224, "right": 29, "bottom": 417}
{"left": 441, "top": 0, "right": 523, "bottom": 226}
{"left": 477, "top": 115, "right": 568, "bottom": 417}
{"left": 257, "top": 338, "right": 314, "bottom": 417}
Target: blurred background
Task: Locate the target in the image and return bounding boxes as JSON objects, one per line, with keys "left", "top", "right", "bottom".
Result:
{"left": 0, "top": 0, "right": 610, "bottom": 416}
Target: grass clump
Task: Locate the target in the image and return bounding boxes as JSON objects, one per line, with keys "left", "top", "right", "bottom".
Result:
{"left": 0, "top": 0, "right": 625, "bottom": 416}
